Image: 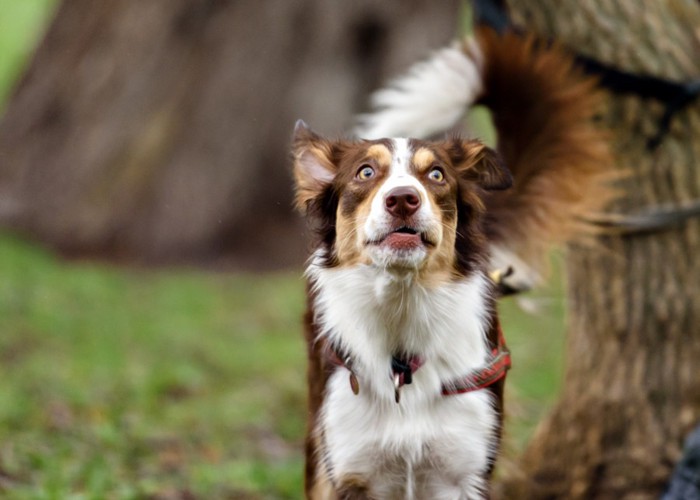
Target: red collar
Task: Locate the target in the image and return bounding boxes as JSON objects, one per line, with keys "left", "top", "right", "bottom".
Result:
{"left": 325, "top": 321, "right": 511, "bottom": 402}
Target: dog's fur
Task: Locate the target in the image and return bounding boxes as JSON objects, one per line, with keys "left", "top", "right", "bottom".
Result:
{"left": 292, "top": 27, "right": 612, "bottom": 499}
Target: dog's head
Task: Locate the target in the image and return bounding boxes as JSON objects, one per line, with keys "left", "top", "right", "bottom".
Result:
{"left": 292, "top": 121, "right": 511, "bottom": 279}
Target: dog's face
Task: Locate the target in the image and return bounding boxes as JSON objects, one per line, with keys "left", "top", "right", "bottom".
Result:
{"left": 292, "top": 121, "right": 511, "bottom": 278}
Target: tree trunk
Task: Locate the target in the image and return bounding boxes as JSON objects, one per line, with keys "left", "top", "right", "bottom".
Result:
{"left": 498, "top": 1, "right": 700, "bottom": 498}
{"left": 0, "top": 0, "right": 459, "bottom": 269}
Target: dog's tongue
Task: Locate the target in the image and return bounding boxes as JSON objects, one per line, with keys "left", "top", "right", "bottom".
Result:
{"left": 383, "top": 232, "right": 422, "bottom": 250}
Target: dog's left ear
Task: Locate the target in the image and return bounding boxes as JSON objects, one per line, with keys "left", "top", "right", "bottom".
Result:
{"left": 292, "top": 120, "right": 338, "bottom": 213}
{"left": 448, "top": 139, "right": 512, "bottom": 191}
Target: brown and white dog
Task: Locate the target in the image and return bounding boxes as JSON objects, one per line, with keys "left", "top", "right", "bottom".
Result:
{"left": 292, "top": 27, "right": 611, "bottom": 499}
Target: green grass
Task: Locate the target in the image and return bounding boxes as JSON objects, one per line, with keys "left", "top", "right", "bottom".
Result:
{"left": 0, "top": 234, "right": 307, "bottom": 498}
{"left": 0, "top": 233, "right": 565, "bottom": 498}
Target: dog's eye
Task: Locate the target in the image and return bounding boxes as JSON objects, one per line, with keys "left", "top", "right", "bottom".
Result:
{"left": 428, "top": 167, "right": 445, "bottom": 183}
{"left": 357, "top": 165, "right": 375, "bottom": 180}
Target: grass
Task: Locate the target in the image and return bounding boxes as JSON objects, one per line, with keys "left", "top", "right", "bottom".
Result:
{"left": 0, "top": 233, "right": 566, "bottom": 498}
{"left": 0, "top": 234, "right": 307, "bottom": 498}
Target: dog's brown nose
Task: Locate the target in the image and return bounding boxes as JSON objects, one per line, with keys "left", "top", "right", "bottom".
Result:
{"left": 385, "top": 187, "right": 421, "bottom": 218}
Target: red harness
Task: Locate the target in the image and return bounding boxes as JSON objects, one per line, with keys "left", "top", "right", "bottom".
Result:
{"left": 326, "top": 320, "right": 511, "bottom": 403}
{"left": 441, "top": 321, "right": 511, "bottom": 396}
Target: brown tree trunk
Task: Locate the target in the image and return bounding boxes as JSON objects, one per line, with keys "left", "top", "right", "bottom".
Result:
{"left": 0, "top": 0, "right": 459, "bottom": 269}
{"left": 498, "top": 1, "right": 700, "bottom": 498}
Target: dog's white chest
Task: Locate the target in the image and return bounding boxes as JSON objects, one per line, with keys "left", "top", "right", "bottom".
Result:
{"left": 310, "top": 264, "right": 497, "bottom": 498}
{"left": 322, "top": 373, "right": 496, "bottom": 499}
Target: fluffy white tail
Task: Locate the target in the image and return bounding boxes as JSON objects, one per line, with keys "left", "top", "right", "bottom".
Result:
{"left": 354, "top": 40, "right": 484, "bottom": 140}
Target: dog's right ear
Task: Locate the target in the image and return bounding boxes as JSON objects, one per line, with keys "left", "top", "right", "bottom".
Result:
{"left": 292, "top": 120, "right": 338, "bottom": 213}
{"left": 445, "top": 138, "right": 512, "bottom": 192}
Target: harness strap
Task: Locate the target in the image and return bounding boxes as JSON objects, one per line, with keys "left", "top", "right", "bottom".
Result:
{"left": 440, "top": 322, "right": 511, "bottom": 396}
{"left": 324, "top": 320, "right": 511, "bottom": 399}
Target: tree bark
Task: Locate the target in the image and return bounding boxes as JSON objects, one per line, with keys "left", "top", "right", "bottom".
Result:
{"left": 0, "top": 0, "right": 459, "bottom": 269}
{"left": 498, "top": 1, "right": 700, "bottom": 498}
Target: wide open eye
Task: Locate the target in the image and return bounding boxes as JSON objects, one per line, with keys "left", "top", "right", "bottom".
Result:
{"left": 356, "top": 165, "right": 375, "bottom": 180}
{"left": 428, "top": 166, "right": 445, "bottom": 183}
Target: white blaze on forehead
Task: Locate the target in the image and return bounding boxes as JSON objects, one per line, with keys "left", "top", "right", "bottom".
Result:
{"left": 390, "top": 138, "right": 413, "bottom": 178}
{"left": 373, "top": 138, "right": 428, "bottom": 201}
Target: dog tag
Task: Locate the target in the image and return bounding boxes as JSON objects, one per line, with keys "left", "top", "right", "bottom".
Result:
{"left": 393, "top": 373, "right": 401, "bottom": 404}
{"left": 349, "top": 372, "right": 360, "bottom": 395}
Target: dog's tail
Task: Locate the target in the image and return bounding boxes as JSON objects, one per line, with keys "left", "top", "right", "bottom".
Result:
{"left": 355, "top": 27, "right": 614, "bottom": 291}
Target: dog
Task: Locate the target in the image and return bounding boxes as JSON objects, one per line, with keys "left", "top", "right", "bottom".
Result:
{"left": 292, "top": 27, "right": 611, "bottom": 499}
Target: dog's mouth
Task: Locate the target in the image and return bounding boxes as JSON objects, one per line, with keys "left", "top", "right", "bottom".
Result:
{"left": 393, "top": 226, "right": 418, "bottom": 236}
{"left": 371, "top": 226, "right": 434, "bottom": 250}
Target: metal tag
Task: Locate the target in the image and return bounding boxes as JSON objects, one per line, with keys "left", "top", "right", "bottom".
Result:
{"left": 393, "top": 373, "right": 401, "bottom": 404}
{"left": 349, "top": 372, "right": 360, "bottom": 395}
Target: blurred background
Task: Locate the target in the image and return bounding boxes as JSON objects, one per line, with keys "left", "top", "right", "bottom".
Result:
{"left": 0, "top": 1, "right": 570, "bottom": 498}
